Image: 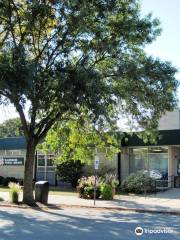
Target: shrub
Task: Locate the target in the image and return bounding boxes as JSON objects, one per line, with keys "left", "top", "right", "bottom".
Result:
{"left": 101, "top": 184, "right": 113, "bottom": 200}
{"left": 2, "top": 177, "right": 18, "bottom": 186}
{"left": 78, "top": 175, "right": 117, "bottom": 200}
{"left": 0, "top": 196, "right": 4, "bottom": 201}
{"left": 8, "top": 182, "right": 21, "bottom": 203}
{"left": 102, "top": 174, "right": 119, "bottom": 188}
{"left": 121, "top": 171, "right": 155, "bottom": 194}
{"left": 78, "top": 176, "right": 101, "bottom": 199}
{"left": 56, "top": 160, "right": 84, "bottom": 188}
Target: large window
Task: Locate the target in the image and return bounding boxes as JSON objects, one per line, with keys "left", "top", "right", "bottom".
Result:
{"left": 38, "top": 156, "right": 45, "bottom": 166}
{"left": 37, "top": 155, "right": 54, "bottom": 167}
{"left": 129, "top": 147, "right": 168, "bottom": 180}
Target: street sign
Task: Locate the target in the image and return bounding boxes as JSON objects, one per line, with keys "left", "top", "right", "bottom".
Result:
{"left": 94, "top": 154, "right": 99, "bottom": 206}
{"left": 94, "top": 156, "right": 99, "bottom": 170}
{"left": 3, "top": 157, "right": 24, "bottom": 166}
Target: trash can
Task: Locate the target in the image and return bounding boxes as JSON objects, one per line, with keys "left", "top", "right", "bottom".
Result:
{"left": 35, "top": 181, "right": 49, "bottom": 204}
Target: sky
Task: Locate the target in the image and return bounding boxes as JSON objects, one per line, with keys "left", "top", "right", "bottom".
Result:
{"left": 141, "top": 0, "right": 180, "bottom": 79}
{"left": 0, "top": 0, "right": 180, "bottom": 123}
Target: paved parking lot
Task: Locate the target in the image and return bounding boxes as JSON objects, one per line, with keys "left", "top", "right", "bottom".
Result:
{"left": 0, "top": 206, "right": 179, "bottom": 240}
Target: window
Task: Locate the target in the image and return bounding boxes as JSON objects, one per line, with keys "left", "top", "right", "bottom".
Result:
{"left": 129, "top": 147, "right": 168, "bottom": 180}
{"left": 47, "top": 158, "right": 53, "bottom": 166}
{"left": 129, "top": 148, "right": 148, "bottom": 173}
{"left": 37, "top": 155, "right": 55, "bottom": 167}
{"left": 38, "top": 156, "right": 45, "bottom": 166}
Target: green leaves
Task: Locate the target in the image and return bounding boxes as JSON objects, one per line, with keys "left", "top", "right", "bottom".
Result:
{"left": 0, "top": 118, "right": 23, "bottom": 138}
{"left": 40, "top": 115, "right": 121, "bottom": 164}
{"left": 0, "top": 0, "right": 178, "bottom": 143}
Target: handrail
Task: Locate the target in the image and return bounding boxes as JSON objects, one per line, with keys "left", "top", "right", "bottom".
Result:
{"left": 154, "top": 175, "right": 175, "bottom": 192}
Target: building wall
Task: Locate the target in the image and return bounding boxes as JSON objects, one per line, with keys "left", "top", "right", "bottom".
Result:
{"left": 82, "top": 152, "right": 118, "bottom": 176}
{"left": 0, "top": 165, "right": 24, "bottom": 179}
{"left": 120, "top": 147, "right": 129, "bottom": 181}
{"left": 158, "top": 109, "right": 180, "bottom": 130}
{"left": 0, "top": 149, "right": 26, "bottom": 179}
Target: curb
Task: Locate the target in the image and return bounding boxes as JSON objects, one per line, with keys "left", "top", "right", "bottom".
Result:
{"left": 0, "top": 202, "right": 180, "bottom": 215}
{"left": 50, "top": 204, "right": 180, "bottom": 215}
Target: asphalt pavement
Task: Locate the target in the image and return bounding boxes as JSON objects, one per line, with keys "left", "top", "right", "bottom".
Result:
{"left": 0, "top": 206, "right": 179, "bottom": 240}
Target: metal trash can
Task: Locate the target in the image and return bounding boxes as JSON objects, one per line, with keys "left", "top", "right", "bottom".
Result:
{"left": 35, "top": 181, "right": 49, "bottom": 204}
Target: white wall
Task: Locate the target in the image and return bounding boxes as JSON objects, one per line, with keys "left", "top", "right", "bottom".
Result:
{"left": 120, "top": 148, "right": 130, "bottom": 181}
{"left": 158, "top": 109, "right": 180, "bottom": 130}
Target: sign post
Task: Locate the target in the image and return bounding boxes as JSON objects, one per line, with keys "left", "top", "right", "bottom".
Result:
{"left": 94, "top": 155, "right": 99, "bottom": 206}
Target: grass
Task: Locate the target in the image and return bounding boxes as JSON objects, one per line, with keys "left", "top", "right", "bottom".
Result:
{"left": 0, "top": 186, "right": 9, "bottom": 192}
{"left": 49, "top": 187, "right": 77, "bottom": 196}
{"left": 0, "top": 185, "right": 77, "bottom": 196}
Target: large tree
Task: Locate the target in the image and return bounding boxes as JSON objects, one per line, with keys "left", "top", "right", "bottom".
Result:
{"left": 0, "top": 0, "right": 178, "bottom": 205}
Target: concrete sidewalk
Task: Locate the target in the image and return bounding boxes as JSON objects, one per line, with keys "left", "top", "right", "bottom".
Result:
{"left": 48, "top": 189, "right": 180, "bottom": 214}
{"left": 1, "top": 188, "right": 180, "bottom": 214}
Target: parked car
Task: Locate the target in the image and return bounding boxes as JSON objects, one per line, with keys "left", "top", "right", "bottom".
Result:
{"left": 143, "top": 170, "right": 162, "bottom": 180}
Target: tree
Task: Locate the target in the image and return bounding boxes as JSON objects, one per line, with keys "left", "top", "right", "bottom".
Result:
{"left": 0, "top": 118, "right": 23, "bottom": 138}
{"left": 56, "top": 160, "right": 84, "bottom": 188}
{"left": 40, "top": 116, "right": 120, "bottom": 164}
{"left": 0, "top": 0, "right": 178, "bottom": 205}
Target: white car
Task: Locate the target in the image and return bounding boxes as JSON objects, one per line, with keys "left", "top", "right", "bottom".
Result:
{"left": 143, "top": 170, "right": 162, "bottom": 180}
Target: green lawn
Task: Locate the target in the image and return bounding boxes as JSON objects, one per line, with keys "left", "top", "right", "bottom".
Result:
{"left": 0, "top": 186, "right": 77, "bottom": 196}
{"left": 0, "top": 186, "right": 9, "bottom": 192}
{"left": 49, "top": 187, "right": 77, "bottom": 196}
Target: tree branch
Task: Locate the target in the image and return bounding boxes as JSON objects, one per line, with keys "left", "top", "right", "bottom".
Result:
{"left": 8, "top": 0, "right": 17, "bottom": 47}
{"left": 36, "top": 111, "right": 64, "bottom": 142}
{"left": 11, "top": 0, "right": 23, "bottom": 42}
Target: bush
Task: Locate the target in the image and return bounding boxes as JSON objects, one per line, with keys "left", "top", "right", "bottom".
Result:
{"left": 78, "top": 176, "right": 101, "bottom": 199}
{"left": 83, "top": 186, "right": 101, "bottom": 199}
{"left": 121, "top": 172, "right": 155, "bottom": 194}
{"left": 101, "top": 184, "right": 113, "bottom": 200}
{"left": 56, "top": 160, "right": 84, "bottom": 188}
{"left": 102, "top": 174, "right": 119, "bottom": 188}
{"left": 2, "top": 177, "right": 18, "bottom": 186}
{"left": 8, "top": 182, "right": 21, "bottom": 203}
{"left": 78, "top": 174, "right": 118, "bottom": 200}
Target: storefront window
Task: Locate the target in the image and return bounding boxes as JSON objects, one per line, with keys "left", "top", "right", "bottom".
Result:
{"left": 129, "top": 148, "right": 148, "bottom": 173}
{"left": 129, "top": 147, "right": 168, "bottom": 180}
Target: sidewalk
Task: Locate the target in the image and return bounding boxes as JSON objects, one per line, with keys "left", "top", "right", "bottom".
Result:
{"left": 48, "top": 189, "right": 180, "bottom": 214}
{"left": 1, "top": 188, "right": 180, "bottom": 214}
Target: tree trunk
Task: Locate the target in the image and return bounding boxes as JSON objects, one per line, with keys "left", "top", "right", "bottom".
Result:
{"left": 23, "top": 139, "right": 37, "bottom": 205}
